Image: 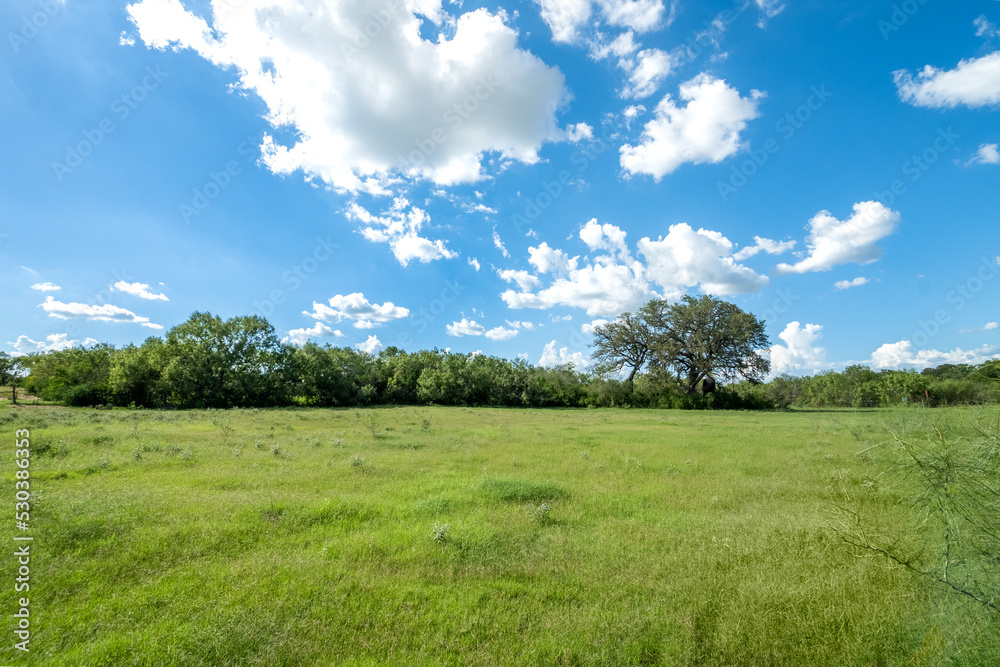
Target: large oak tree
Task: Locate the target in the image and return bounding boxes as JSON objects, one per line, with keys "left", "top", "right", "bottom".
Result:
{"left": 592, "top": 295, "right": 771, "bottom": 394}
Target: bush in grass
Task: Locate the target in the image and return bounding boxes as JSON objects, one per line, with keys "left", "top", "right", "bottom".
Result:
{"left": 430, "top": 521, "right": 450, "bottom": 544}
{"left": 833, "top": 414, "right": 1000, "bottom": 614}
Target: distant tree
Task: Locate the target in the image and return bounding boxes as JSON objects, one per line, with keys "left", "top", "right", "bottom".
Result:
{"left": 642, "top": 295, "right": 770, "bottom": 394}
{"left": 24, "top": 345, "right": 114, "bottom": 405}
{"left": 108, "top": 339, "right": 168, "bottom": 407}
{"left": 1, "top": 354, "right": 27, "bottom": 404}
{"left": 0, "top": 352, "right": 14, "bottom": 387}
{"left": 921, "top": 363, "right": 975, "bottom": 381}
{"left": 766, "top": 374, "right": 804, "bottom": 408}
{"left": 162, "top": 312, "right": 293, "bottom": 408}
{"left": 590, "top": 312, "right": 652, "bottom": 383}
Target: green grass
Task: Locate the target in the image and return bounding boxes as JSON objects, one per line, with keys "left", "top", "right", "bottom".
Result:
{"left": 0, "top": 405, "right": 997, "bottom": 665}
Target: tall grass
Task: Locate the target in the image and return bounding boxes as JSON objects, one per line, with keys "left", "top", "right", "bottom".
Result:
{"left": 0, "top": 405, "right": 997, "bottom": 665}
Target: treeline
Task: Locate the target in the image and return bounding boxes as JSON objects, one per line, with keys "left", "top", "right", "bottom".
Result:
{"left": 761, "top": 363, "right": 1000, "bottom": 409}
{"left": 7, "top": 313, "right": 748, "bottom": 409}
{"left": 5, "top": 312, "right": 1000, "bottom": 410}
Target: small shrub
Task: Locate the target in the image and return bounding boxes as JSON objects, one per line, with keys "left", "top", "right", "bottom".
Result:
{"left": 526, "top": 502, "right": 551, "bottom": 524}
{"left": 363, "top": 411, "right": 384, "bottom": 438}
{"left": 350, "top": 454, "right": 365, "bottom": 469}
{"left": 430, "top": 521, "right": 450, "bottom": 544}
{"left": 180, "top": 448, "right": 193, "bottom": 461}
{"left": 132, "top": 449, "right": 142, "bottom": 461}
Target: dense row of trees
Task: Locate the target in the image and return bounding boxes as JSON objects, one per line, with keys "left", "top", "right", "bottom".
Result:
{"left": 763, "top": 362, "right": 1000, "bottom": 409}
{"left": 6, "top": 300, "right": 999, "bottom": 410}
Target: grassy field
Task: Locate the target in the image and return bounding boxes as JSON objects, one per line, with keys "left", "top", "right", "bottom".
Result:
{"left": 0, "top": 404, "right": 997, "bottom": 666}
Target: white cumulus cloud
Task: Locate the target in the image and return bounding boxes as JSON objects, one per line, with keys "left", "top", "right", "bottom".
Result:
{"left": 284, "top": 322, "right": 344, "bottom": 346}
{"left": 346, "top": 199, "right": 456, "bottom": 266}
{"left": 485, "top": 326, "right": 519, "bottom": 341}
{"left": 894, "top": 50, "right": 1000, "bottom": 109}
{"left": 501, "top": 221, "right": 649, "bottom": 317}
{"left": 958, "top": 321, "right": 999, "bottom": 334}
{"left": 8, "top": 334, "right": 99, "bottom": 356}
{"left": 446, "top": 318, "right": 486, "bottom": 337}
{"left": 966, "top": 143, "right": 1000, "bottom": 166}
{"left": 768, "top": 322, "right": 828, "bottom": 376}
{"left": 30, "top": 282, "right": 61, "bottom": 292}
{"left": 834, "top": 277, "right": 870, "bottom": 291}
{"left": 581, "top": 318, "right": 610, "bottom": 335}
{"left": 620, "top": 74, "right": 764, "bottom": 179}
{"left": 534, "top": 0, "right": 667, "bottom": 43}
{"left": 538, "top": 340, "right": 591, "bottom": 369}
{"left": 497, "top": 269, "right": 542, "bottom": 292}
{"left": 355, "top": 335, "right": 384, "bottom": 355}
{"left": 623, "top": 48, "right": 673, "bottom": 98}
{"left": 502, "top": 218, "right": 769, "bottom": 317}
{"left": 40, "top": 296, "right": 162, "bottom": 329}
{"left": 638, "top": 223, "right": 769, "bottom": 298}
{"left": 127, "top": 0, "right": 571, "bottom": 192}
{"left": 113, "top": 281, "right": 169, "bottom": 301}
{"left": 871, "top": 341, "right": 1000, "bottom": 370}
{"left": 304, "top": 293, "right": 410, "bottom": 329}
{"left": 776, "top": 201, "right": 900, "bottom": 274}
{"left": 732, "top": 236, "right": 796, "bottom": 261}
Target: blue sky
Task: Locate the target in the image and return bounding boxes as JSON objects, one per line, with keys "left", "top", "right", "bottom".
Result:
{"left": 2, "top": 0, "right": 998, "bottom": 375}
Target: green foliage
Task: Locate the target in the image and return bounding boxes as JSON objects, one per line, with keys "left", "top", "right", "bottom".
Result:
{"left": 25, "top": 344, "right": 114, "bottom": 404}
{"left": 592, "top": 296, "right": 771, "bottom": 395}
{"left": 643, "top": 295, "right": 771, "bottom": 393}
{"left": 834, "top": 414, "right": 1000, "bottom": 614}
{"left": 161, "top": 312, "right": 292, "bottom": 408}
{"left": 16, "top": 310, "right": 1000, "bottom": 412}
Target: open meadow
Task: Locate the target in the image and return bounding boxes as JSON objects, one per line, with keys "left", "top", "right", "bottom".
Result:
{"left": 1, "top": 404, "right": 998, "bottom": 666}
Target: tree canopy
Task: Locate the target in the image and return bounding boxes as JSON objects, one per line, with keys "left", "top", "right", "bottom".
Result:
{"left": 11, "top": 309, "right": 1000, "bottom": 411}
{"left": 592, "top": 296, "right": 770, "bottom": 393}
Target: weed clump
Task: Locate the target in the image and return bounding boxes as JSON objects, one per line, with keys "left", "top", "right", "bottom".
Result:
{"left": 430, "top": 521, "right": 450, "bottom": 544}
